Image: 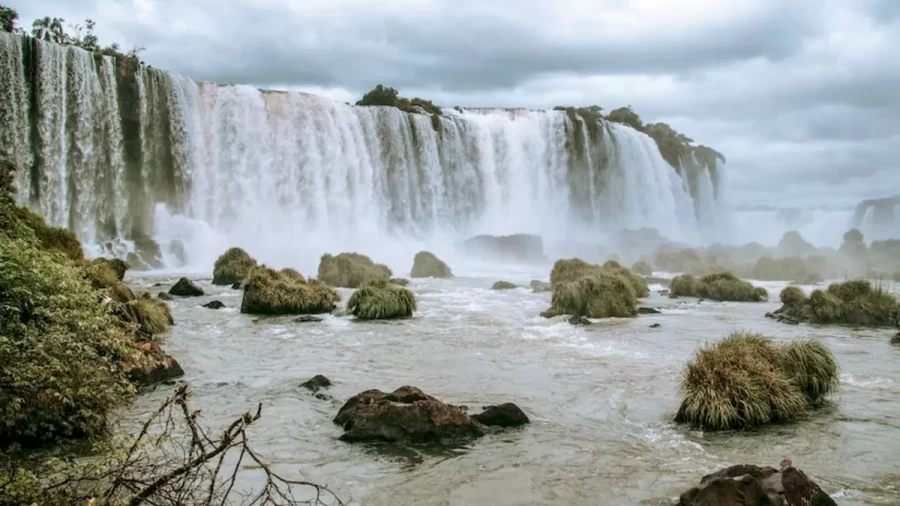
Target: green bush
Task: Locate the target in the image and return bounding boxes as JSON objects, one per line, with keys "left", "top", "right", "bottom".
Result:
{"left": 631, "top": 261, "right": 652, "bottom": 276}
{"left": 126, "top": 293, "right": 173, "bottom": 336}
{"left": 356, "top": 84, "right": 399, "bottom": 106}
{"left": 347, "top": 279, "right": 416, "bottom": 319}
{"left": 241, "top": 265, "right": 339, "bottom": 315}
{"left": 0, "top": 236, "right": 134, "bottom": 446}
{"left": 212, "top": 247, "right": 257, "bottom": 285}
{"left": 550, "top": 258, "right": 648, "bottom": 297}
{"left": 780, "top": 286, "right": 807, "bottom": 306}
{"left": 317, "top": 252, "right": 391, "bottom": 288}
{"left": 669, "top": 272, "right": 767, "bottom": 301}
{"left": 675, "top": 332, "right": 838, "bottom": 430}
{"left": 543, "top": 270, "right": 638, "bottom": 318}
{"left": 410, "top": 251, "right": 453, "bottom": 278}
{"left": 89, "top": 257, "right": 129, "bottom": 281}
{"left": 15, "top": 207, "right": 83, "bottom": 261}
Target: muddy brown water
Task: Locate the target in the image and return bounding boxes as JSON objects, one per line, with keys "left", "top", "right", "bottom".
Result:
{"left": 124, "top": 270, "right": 900, "bottom": 506}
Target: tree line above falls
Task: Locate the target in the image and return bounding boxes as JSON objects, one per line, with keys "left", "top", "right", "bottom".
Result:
{"left": 356, "top": 83, "right": 726, "bottom": 178}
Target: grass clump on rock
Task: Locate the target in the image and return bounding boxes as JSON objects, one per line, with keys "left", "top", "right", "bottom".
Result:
{"left": 410, "top": 251, "right": 453, "bottom": 278}
{"left": 241, "top": 265, "right": 339, "bottom": 315}
{"left": 631, "top": 261, "right": 653, "bottom": 276}
{"left": 491, "top": 280, "right": 517, "bottom": 290}
{"left": 770, "top": 279, "right": 900, "bottom": 327}
{"left": 317, "top": 252, "right": 392, "bottom": 288}
{"left": 675, "top": 332, "right": 838, "bottom": 430}
{"left": 550, "top": 258, "right": 649, "bottom": 297}
{"left": 347, "top": 279, "right": 417, "bottom": 320}
{"left": 121, "top": 293, "right": 173, "bottom": 337}
{"left": 669, "top": 272, "right": 768, "bottom": 301}
{"left": 542, "top": 270, "right": 638, "bottom": 319}
{"left": 212, "top": 247, "right": 257, "bottom": 285}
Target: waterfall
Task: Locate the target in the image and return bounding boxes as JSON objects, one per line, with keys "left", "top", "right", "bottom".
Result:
{"left": 0, "top": 33, "right": 726, "bottom": 271}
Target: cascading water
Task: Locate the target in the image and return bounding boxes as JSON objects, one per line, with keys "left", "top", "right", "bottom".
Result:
{"left": 0, "top": 33, "right": 725, "bottom": 272}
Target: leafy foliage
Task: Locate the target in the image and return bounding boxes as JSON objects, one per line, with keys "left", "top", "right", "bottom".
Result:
{"left": 606, "top": 106, "right": 643, "bottom": 131}
{"left": 0, "top": 4, "right": 19, "bottom": 33}
{"left": 317, "top": 252, "right": 392, "bottom": 288}
{"left": 669, "top": 272, "right": 768, "bottom": 302}
{"left": 212, "top": 247, "right": 257, "bottom": 285}
{"left": 675, "top": 332, "right": 838, "bottom": 430}
{"left": 241, "top": 265, "right": 339, "bottom": 315}
{"left": 347, "top": 279, "right": 416, "bottom": 319}
{"left": 356, "top": 85, "right": 444, "bottom": 116}
{"left": 410, "top": 251, "right": 453, "bottom": 278}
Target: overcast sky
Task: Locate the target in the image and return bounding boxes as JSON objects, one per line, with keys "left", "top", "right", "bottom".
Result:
{"left": 13, "top": 0, "right": 900, "bottom": 210}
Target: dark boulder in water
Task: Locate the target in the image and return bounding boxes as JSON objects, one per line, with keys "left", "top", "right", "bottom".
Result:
{"left": 891, "top": 333, "right": 900, "bottom": 345}
{"left": 333, "top": 386, "right": 485, "bottom": 443}
{"left": 169, "top": 277, "right": 204, "bottom": 297}
{"left": 638, "top": 306, "right": 661, "bottom": 314}
{"left": 471, "top": 403, "right": 529, "bottom": 427}
{"left": 157, "top": 292, "right": 174, "bottom": 301}
{"left": 676, "top": 460, "right": 836, "bottom": 506}
{"left": 390, "top": 277, "right": 410, "bottom": 286}
{"left": 203, "top": 300, "right": 225, "bottom": 309}
{"left": 126, "top": 341, "right": 185, "bottom": 385}
{"left": 301, "top": 374, "right": 332, "bottom": 392}
{"left": 295, "top": 315, "right": 323, "bottom": 323}
{"left": 491, "top": 280, "right": 517, "bottom": 290}
{"left": 649, "top": 323, "right": 661, "bottom": 328}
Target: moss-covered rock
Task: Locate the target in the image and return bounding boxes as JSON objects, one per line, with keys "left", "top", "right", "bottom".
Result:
{"left": 317, "top": 252, "right": 392, "bottom": 288}
{"left": 346, "top": 279, "right": 416, "bottom": 320}
{"left": 669, "top": 272, "right": 768, "bottom": 302}
{"left": 491, "top": 280, "right": 517, "bottom": 290}
{"left": 542, "top": 270, "right": 638, "bottom": 319}
{"left": 241, "top": 265, "right": 339, "bottom": 315}
{"left": 14, "top": 207, "right": 84, "bottom": 261}
{"left": 675, "top": 332, "right": 838, "bottom": 430}
{"left": 410, "top": 251, "right": 453, "bottom": 278}
{"left": 769, "top": 279, "right": 900, "bottom": 327}
{"left": 631, "top": 261, "right": 653, "bottom": 276}
{"left": 121, "top": 292, "right": 173, "bottom": 336}
{"left": 90, "top": 257, "right": 129, "bottom": 281}
{"left": 212, "top": 247, "right": 257, "bottom": 285}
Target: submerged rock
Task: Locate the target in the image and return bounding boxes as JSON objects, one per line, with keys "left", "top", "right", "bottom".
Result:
{"left": 649, "top": 323, "right": 661, "bottom": 328}
{"left": 157, "top": 292, "right": 174, "bottom": 301}
{"left": 390, "top": 277, "right": 410, "bottom": 286}
{"left": 491, "top": 280, "right": 517, "bottom": 290}
{"left": 203, "top": 300, "right": 225, "bottom": 309}
{"left": 471, "top": 403, "right": 529, "bottom": 427}
{"left": 676, "top": 460, "right": 837, "bottom": 506}
{"left": 891, "top": 333, "right": 900, "bottom": 345}
{"left": 638, "top": 306, "right": 661, "bottom": 314}
{"left": 568, "top": 315, "right": 591, "bottom": 326}
{"left": 295, "top": 315, "right": 323, "bottom": 323}
{"left": 301, "top": 374, "right": 332, "bottom": 392}
{"left": 169, "top": 277, "right": 204, "bottom": 297}
{"left": 334, "top": 386, "right": 485, "bottom": 443}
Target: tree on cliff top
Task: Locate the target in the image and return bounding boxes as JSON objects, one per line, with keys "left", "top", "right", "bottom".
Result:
{"left": 0, "top": 4, "right": 20, "bottom": 33}
{"left": 357, "top": 84, "right": 400, "bottom": 107}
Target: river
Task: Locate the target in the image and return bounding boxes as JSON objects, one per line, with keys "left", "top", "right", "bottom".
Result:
{"left": 124, "top": 265, "right": 900, "bottom": 506}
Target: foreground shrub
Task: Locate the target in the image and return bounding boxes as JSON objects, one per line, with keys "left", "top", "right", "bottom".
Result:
{"left": 631, "top": 261, "right": 652, "bottom": 276}
{"left": 0, "top": 236, "right": 134, "bottom": 446}
{"left": 241, "top": 266, "right": 339, "bottom": 315}
{"left": 347, "top": 279, "right": 416, "bottom": 319}
{"left": 212, "top": 247, "right": 257, "bottom": 285}
{"left": 317, "top": 252, "right": 392, "bottom": 288}
{"left": 675, "top": 332, "right": 838, "bottom": 430}
{"left": 542, "top": 270, "right": 638, "bottom": 318}
{"left": 771, "top": 279, "right": 900, "bottom": 327}
{"left": 410, "top": 251, "right": 453, "bottom": 278}
{"left": 669, "top": 272, "right": 768, "bottom": 301}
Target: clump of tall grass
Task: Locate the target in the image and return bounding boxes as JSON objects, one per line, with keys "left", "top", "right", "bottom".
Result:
{"left": 346, "top": 279, "right": 416, "bottom": 319}
{"left": 241, "top": 265, "right": 339, "bottom": 315}
{"left": 675, "top": 332, "right": 838, "bottom": 430}
{"left": 669, "top": 272, "right": 768, "bottom": 301}
{"left": 317, "top": 252, "right": 392, "bottom": 288}
{"left": 212, "top": 247, "right": 257, "bottom": 285}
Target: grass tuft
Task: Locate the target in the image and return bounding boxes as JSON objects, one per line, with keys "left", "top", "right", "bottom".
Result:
{"left": 346, "top": 279, "right": 417, "bottom": 319}
{"left": 317, "top": 252, "right": 392, "bottom": 288}
{"left": 212, "top": 247, "right": 257, "bottom": 285}
{"left": 241, "top": 265, "right": 339, "bottom": 315}
{"left": 669, "top": 271, "right": 768, "bottom": 301}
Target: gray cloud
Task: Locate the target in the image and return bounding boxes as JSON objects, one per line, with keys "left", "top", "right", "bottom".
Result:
{"left": 11, "top": 0, "right": 900, "bottom": 212}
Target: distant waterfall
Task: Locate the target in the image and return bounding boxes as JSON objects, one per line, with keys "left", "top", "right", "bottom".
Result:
{"left": 0, "top": 33, "right": 726, "bottom": 270}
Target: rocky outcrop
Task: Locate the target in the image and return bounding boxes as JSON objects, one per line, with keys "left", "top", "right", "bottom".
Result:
{"left": 126, "top": 341, "right": 185, "bottom": 385}
{"left": 460, "top": 234, "right": 546, "bottom": 263}
{"left": 333, "top": 386, "right": 529, "bottom": 443}
{"left": 568, "top": 315, "right": 591, "bottom": 325}
{"left": 203, "top": 300, "right": 225, "bottom": 309}
{"left": 676, "top": 461, "right": 837, "bottom": 506}
{"left": 410, "top": 251, "right": 453, "bottom": 278}
{"left": 491, "top": 280, "right": 517, "bottom": 290}
{"left": 169, "top": 277, "right": 204, "bottom": 297}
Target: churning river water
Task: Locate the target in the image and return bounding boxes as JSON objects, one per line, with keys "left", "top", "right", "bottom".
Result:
{"left": 123, "top": 265, "right": 900, "bottom": 506}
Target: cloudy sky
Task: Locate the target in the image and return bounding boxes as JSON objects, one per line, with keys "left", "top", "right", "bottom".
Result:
{"left": 13, "top": 0, "right": 900, "bottom": 211}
